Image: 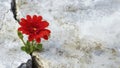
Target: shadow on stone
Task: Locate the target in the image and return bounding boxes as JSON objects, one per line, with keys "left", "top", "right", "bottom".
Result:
{"left": 18, "top": 59, "right": 32, "bottom": 68}
{"left": 18, "top": 56, "right": 39, "bottom": 68}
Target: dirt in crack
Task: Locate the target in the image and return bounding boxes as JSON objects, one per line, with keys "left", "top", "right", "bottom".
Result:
{"left": 18, "top": 56, "right": 39, "bottom": 68}
{"left": 11, "top": 0, "right": 19, "bottom": 22}
{"left": 10, "top": 0, "right": 41, "bottom": 68}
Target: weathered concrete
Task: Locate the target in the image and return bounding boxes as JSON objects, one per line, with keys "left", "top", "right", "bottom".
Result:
{"left": 16, "top": 0, "right": 120, "bottom": 68}
{"left": 1, "top": 0, "right": 120, "bottom": 68}
{"left": 0, "top": 0, "right": 30, "bottom": 68}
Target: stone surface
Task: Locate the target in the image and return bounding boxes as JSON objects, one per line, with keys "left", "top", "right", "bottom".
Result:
{"left": 1, "top": 0, "right": 120, "bottom": 68}
{"left": 18, "top": 59, "right": 32, "bottom": 68}
{"left": 16, "top": 0, "right": 120, "bottom": 68}
{"left": 0, "top": 0, "right": 30, "bottom": 68}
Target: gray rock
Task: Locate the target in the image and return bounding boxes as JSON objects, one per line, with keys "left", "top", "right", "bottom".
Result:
{"left": 18, "top": 63, "right": 27, "bottom": 68}
{"left": 18, "top": 59, "right": 32, "bottom": 68}
{"left": 26, "top": 59, "right": 32, "bottom": 68}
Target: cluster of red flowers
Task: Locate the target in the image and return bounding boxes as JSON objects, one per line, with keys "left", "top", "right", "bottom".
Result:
{"left": 18, "top": 15, "right": 51, "bottom": 43}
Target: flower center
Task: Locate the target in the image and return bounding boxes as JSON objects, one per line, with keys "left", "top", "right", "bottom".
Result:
{"left": 33, "top": 28, "right": 37, "bottom": 31}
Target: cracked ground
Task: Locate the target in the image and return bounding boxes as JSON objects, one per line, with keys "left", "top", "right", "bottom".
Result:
{"left": 0, "top": 0, "right": 120, "bottom": 68}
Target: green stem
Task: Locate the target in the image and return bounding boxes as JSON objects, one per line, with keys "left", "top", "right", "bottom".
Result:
{"left": 21, "top": 39, "right": 26, "bottom": 46}
{"left": 32, "top": 40, "right": 34, "bottom": 46}
{"left": 30, "top": 40, "right": 34, "bottom": 55}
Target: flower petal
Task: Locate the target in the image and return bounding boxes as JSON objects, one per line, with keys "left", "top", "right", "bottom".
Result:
{"left": 21, "top": 18, "right": 27, "bottom": 23}
{"left": 38, "top": 29, "right": 50, "bottom": 38}
{"left": 19, "top": 22, "right": 27, "bottom": 26}
{"left": 40, "top": 21, "right": 49, "bottom": 29}
{"left": 33, "top": 15, "right": 37, "bottom": 22}
{"left": 43, "top": 29, "right": 51, "bottom": 33}
{"left": 43, "top": 35, "right": 48, "bottom": 40}
{"left": 28, "top": 35, "right": 35, "bottom": 41}
{"left": 26, "top": 15, "right": 31, "bottom": 21}
{"left": 18, "top": 15, "right": 51, "bottom": 43}
{"left": 18, "top": 27, "right": 23, "bottom": 31}
{"left": 37, "top": 16, "right": 42, "bottom": 22}
{"left": 35, "top": 38, "right": 41, "bottom": 43}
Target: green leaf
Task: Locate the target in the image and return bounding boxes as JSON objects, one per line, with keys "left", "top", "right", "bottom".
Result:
{"left": 17, "top": 31, "right": 23, "bottom": 39}
{"left": 26, "top": 49, "right": 31, "bottom": 54}
{"left": 36, "top": 44, "right": 43, "bottom": 50}
{"left": 21, "top": 46, "right": 26, "bottom": 51}
{"left": 21, "top": 46, "right": 30, "bottom": 54}
{"left": 21, "top": 41, "right": 43, "bottom": 54}
{"left": 26, "top": 41, "right": 30, "bottom": 46}
{"left": 30, "top": 45, "right": 33, "bottom": 53}
{"left": 25, "top": 41, "right": 31, "bottom": 54}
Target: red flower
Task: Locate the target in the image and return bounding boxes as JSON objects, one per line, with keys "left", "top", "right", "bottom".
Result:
{"left": 18, "top": 15, "right": 51, "bottom": 43}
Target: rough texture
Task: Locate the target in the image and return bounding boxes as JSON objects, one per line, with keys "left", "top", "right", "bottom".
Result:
{"left": 0, "top": 0, "right": 30, "bottom": 68}
{"left": 1, "top": 0, "right": 120, "bottom": 68}
{"left": 16, "top": 0, "right": 120, "bottom": 68}
{"left": 18, "top": 59, "right": 32, "bottom": 68}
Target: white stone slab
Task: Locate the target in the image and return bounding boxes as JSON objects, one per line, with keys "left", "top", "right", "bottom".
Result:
{"left": 16, "top": 0, "right": 120, "bottom": 68}
{"left": 0, "top": 0, "right": 30, "bottom": 68}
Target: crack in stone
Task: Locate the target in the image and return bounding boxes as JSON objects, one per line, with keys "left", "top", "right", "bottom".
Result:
{"left": 11, "top": 0, "right": 19, "bottom": 22}
{"left": 10, "top": 0, "right": 42, "bottom": 68}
